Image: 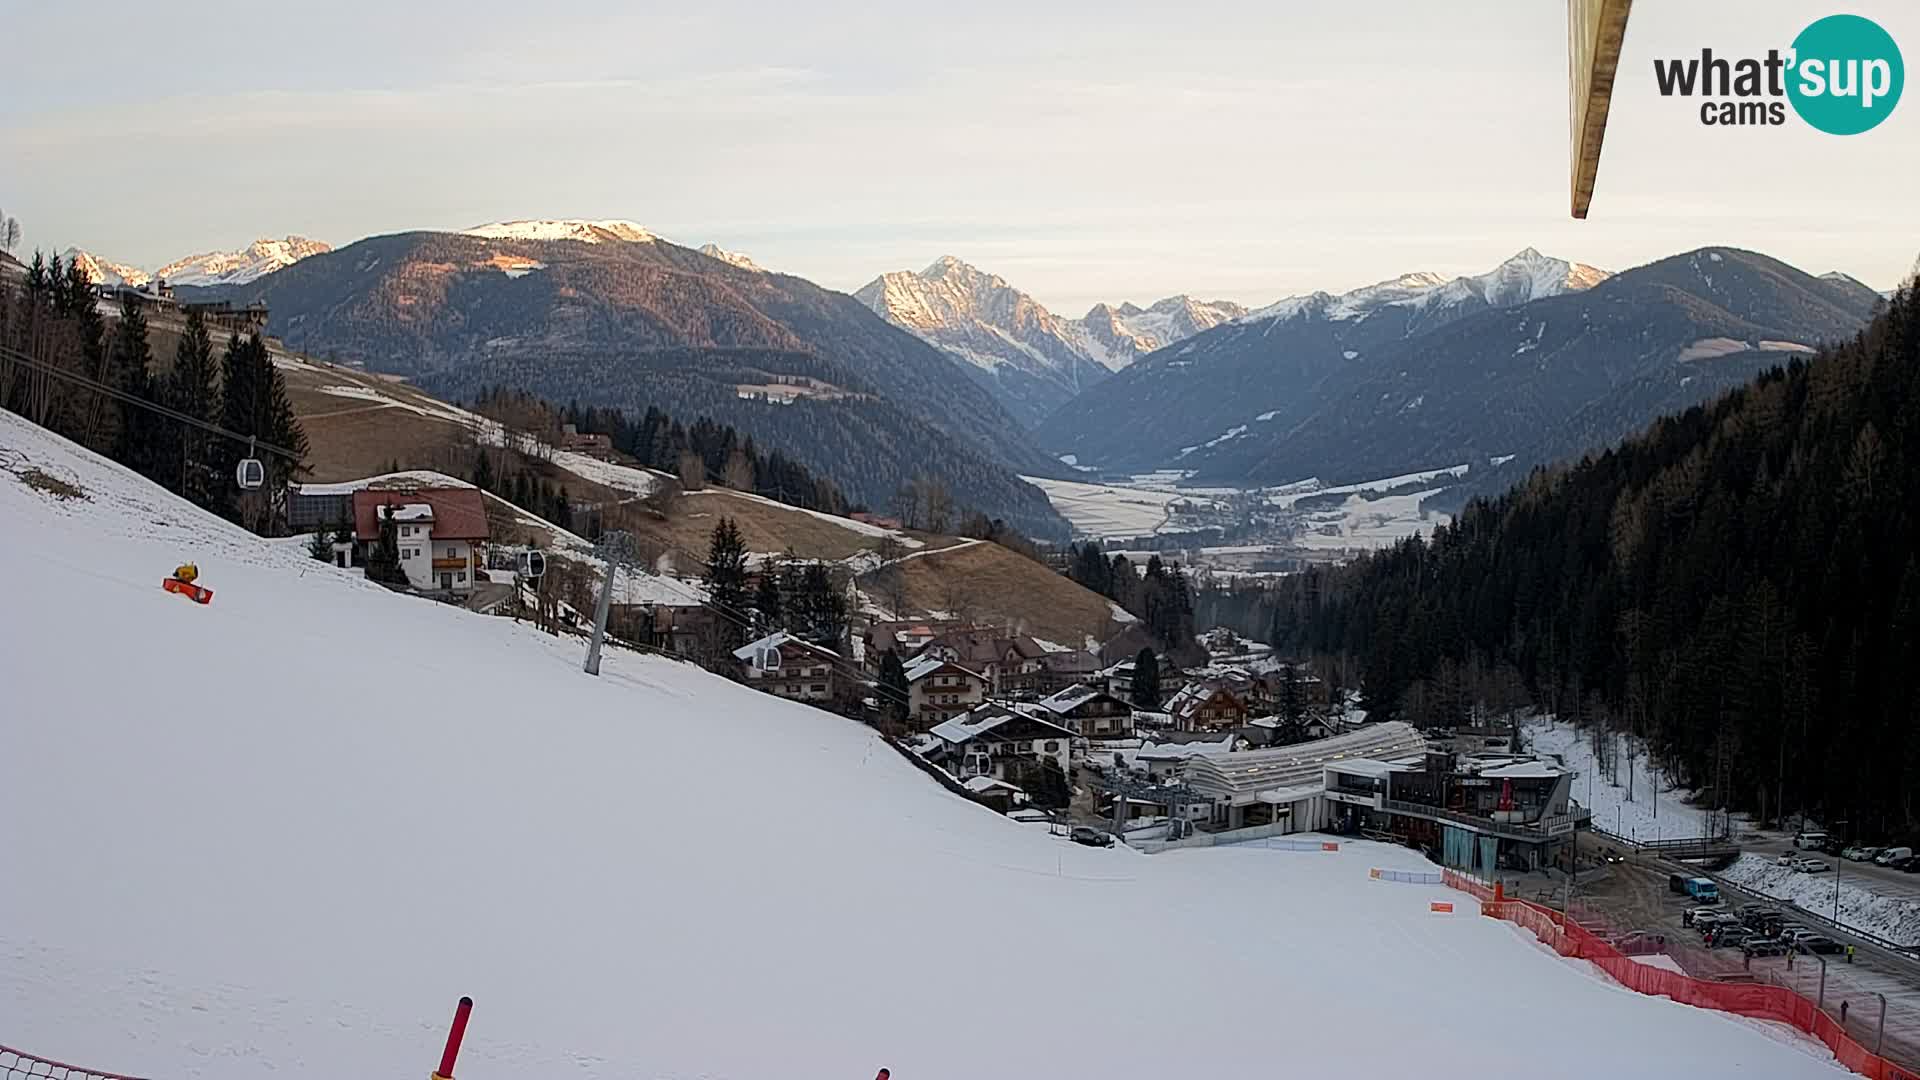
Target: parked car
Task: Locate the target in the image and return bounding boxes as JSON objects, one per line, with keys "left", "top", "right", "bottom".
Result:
{"left": 1684, "top": 906, "right": 1725, "bottom": 928}
{"left": 1669, "top": 873, "right": 1691, "bottom": 895}
{"left": 1743, "top": 937, "right": 1791, "bottom": 957}
{"left": 1794, "top": 831, "right": 1829, "bottom": 850}
{"left": 1776, "top": 853, "right": 1799, "bottom": 867}
{"left": 1709, "top": 927, "right": 1753, "bottom": 948}
{"left": 1069, "top": 826, "right": 1114, "bottom": 848}
{"left": 1858, "top": 846, "right": 1885, "bottom": 861}
{"left": 1897, "top": 856, "right": 1920, "bottom": 873}
{"left": 1794, "top": 857, "right": 1831, "bottom": 874}
{"left": 1875, "top": 846, "right": 1913, "bottom": 866}
{"left": 1842, "top": 846, "right": 1870, "bottom": 861}
{"left": 1797, "top": 936, "right": 1845, "bottom": 955}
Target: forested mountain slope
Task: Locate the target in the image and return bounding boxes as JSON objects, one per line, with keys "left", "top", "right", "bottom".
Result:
{"left": 201, "top": 230, "right": 1068, "bottom": 536}
{"left": 1266, "top": 277, "right": 1920, "bottom": 835}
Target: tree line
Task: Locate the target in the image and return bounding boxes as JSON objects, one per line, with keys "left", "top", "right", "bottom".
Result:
{"left": 1065, "top": 541, "right": 1198, "bottom": 656}
{"left": 1, "top": 251, "right": 307, "bottom": 533}
{"left": 1264, "top": 280, "right": 1920, "bottom": 839}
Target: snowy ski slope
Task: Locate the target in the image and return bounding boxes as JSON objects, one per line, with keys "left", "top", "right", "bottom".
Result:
{"left": 0, "top": 411, "right": 1843, "bottom": 1079}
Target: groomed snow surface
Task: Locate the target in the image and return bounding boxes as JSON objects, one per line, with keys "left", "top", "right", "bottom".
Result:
{"left": 0, "top": 411, "right": 1844, "bottom": 1079}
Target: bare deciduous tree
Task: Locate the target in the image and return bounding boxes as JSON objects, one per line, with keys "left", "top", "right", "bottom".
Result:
{"left": 678, "top": 451, "right": 707, "bottom": 491}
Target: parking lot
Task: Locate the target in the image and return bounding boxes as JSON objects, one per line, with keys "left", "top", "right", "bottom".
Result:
{"left": 1571, "top": 858, "right": 1920, "bottom": 1069}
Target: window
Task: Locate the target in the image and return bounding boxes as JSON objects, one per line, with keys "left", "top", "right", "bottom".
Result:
{"left": 401, "top": 525, "right": 411, "bottom": 537}
{"left": 456, "top": 571, "right": 466, "bottom": 583}
{"left": 446, "top": 547, "right": 456, "bottom": 558}
{"left": 810, "top": 684, "right": 827, "bottom": 693}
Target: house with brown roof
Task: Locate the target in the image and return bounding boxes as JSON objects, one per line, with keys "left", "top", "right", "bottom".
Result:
{"left": 904, "top": 655, "right": 989, "bottom": 730}
{"left": 351, "top": 488, "right": 491, "bottom": 593}
{"left": 912, "top": 628, "right": 1053, "bottom": 695}
{"left": 1165, "top": 679, "right": 1252, "bottom": 733}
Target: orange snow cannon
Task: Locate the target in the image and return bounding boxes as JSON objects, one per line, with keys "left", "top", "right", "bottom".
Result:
{"left": 163, "top": 563, "right": 213, "bottom": 604}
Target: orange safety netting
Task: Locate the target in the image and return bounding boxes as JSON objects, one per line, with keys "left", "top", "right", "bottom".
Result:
{"left": 1439, "top": 874, "right": 1920, "bottom": 1080}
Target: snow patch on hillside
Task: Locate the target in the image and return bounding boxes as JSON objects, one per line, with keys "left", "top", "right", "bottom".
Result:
{"left": 1721, "top": 856, "right": 1920, "bottom": 945}
{"left": 1525, "top": 717, "right": 1713, "bottom": 841}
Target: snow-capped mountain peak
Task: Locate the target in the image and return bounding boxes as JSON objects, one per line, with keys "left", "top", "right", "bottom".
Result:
{"left": 1077, "top": 294, "right": 1249, "bottom": 369}
{"left": 156, "top": 236, "right": 332, "bottom": 287}
{"left": 1241, "top": 249, "right": 1609, "bottom": 326}
{"left": 61, "top": 236, "right": 330, "bottom": 290}
{"left": 698, "top": 243, "right": 764, "bottom": 272}
{"left": 462, "top": 219, "right": 656, "bottom": 244}
{"left": 61, "top": 248, "right": 151, "bottom": 288}
{"left": 854, "top": 256, "right": 1116, "bottom": 427}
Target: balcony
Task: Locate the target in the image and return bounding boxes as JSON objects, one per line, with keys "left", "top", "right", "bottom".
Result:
{"left": 1380, "top": 798, "right": 1590, "bottom": 844}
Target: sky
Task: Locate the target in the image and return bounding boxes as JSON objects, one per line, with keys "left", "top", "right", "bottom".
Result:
{"left": 4, "top": 0, "right": 1917, "bottom": 314}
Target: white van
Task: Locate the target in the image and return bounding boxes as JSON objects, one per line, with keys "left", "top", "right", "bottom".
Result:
{"left": 1794, "top": 831, "right": 1828, "bottom": 850}
{"left": 1875, "top": 846, "right": 1912, "bottom": 865}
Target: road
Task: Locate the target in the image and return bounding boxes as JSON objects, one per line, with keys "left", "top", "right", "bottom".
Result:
{"left": 1740, "top": 832, "right": 1920, "bottom": 903}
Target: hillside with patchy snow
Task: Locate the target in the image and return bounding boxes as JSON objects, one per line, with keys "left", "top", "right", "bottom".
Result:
{"left": 0, "top": 410, "right": 1846, "bottom": 1079}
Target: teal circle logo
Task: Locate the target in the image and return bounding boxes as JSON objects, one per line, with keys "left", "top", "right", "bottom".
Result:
{"left": 1788, "top": 14, "right": 1904, "bottom": 135}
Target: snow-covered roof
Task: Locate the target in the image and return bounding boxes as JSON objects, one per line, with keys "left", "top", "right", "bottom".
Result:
{"left": 293, "top": 471, "right": 475, "bottom": 496}
{"left": 1035, "top": 683, "right": 1105, "bottom": 714}
{"left": 904, "top": 655, "right": 983, "bottom": 684}
{"left": 1184, "top": 722, "right": 1427, "bottom": 803}
{"left": 1257, "top": 784, "right": 1325, "bottom": 805}
{"left": 389, "top": 503, "right": 433, "bottom": 522}
{"left": 1479, "top": 761, "right": 1566, "bottom": 780}
{"left": 930, "top": 705, "right": 1074, "bottom": 746}
{"left": 1327, "top": 758, "right": 1401, "bottom": 779}
{"left": 1134, "top": 737, "right": 1238, "bottom": 763}
{"left": 731, "top": 630, "right": 841, "bottom": 662}
{"left": 962, "top": 775, "right": 1024, "bottom": 796}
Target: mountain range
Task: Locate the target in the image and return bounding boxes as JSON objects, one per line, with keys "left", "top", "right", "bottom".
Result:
{"left": 64, "top": 236, "right": 332, "bottom": 289}
{"left": 855, "top": 256, "right": 1243, "bottom": 427}
{"left": 191, "top": 223, "right": 1072, "bottom": 537}
{"left": 1043, "top": 246, "right": 1881, "bottom": 491}
{"left": 55, "top": 216, "right": 1889, "bottom": 536}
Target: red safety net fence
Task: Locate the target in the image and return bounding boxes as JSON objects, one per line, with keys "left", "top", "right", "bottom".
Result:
{"left": 1438, "top": 873, "right": 1920, "bottom": 1080}
{"left": 1, "top": 1046, "right": 152, "bottom": 1080}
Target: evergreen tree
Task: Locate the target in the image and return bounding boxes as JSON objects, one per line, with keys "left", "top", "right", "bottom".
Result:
{"left": 799, "top": 562, "right": 847, "bottom": 648}
{"left": 472, "top": 449, "right": 494, "bottom": 492}
{"left": 703, "top": 516, "right": 751, "bottom": 649}
{"left": 1130, "top": 647, "right": 1161, "bottom": 709}
{"left": 107, "top": 294, "right": 161, "bottom": 481}
{"left": 167, "top": 308, "right": 220, "bottom": 510}
{"left": 365, "top": 509, "right": 407, "bottom": 585}
{"left": 754, "top": 566, "right": 784, "bottom": 632}
{"left": 1280, "top": 664, "right": 1306, "bottom": 725}
{"left": 878, "top": 648, "right": 911, "bottom": 730}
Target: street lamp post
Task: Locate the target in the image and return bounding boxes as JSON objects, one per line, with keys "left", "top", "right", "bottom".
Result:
{"left": 1832, "top": 819, "right": 1850, "bottom": 928}
{"left": 1876, "top": 991, "right": 1888, "bottom": 1057}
